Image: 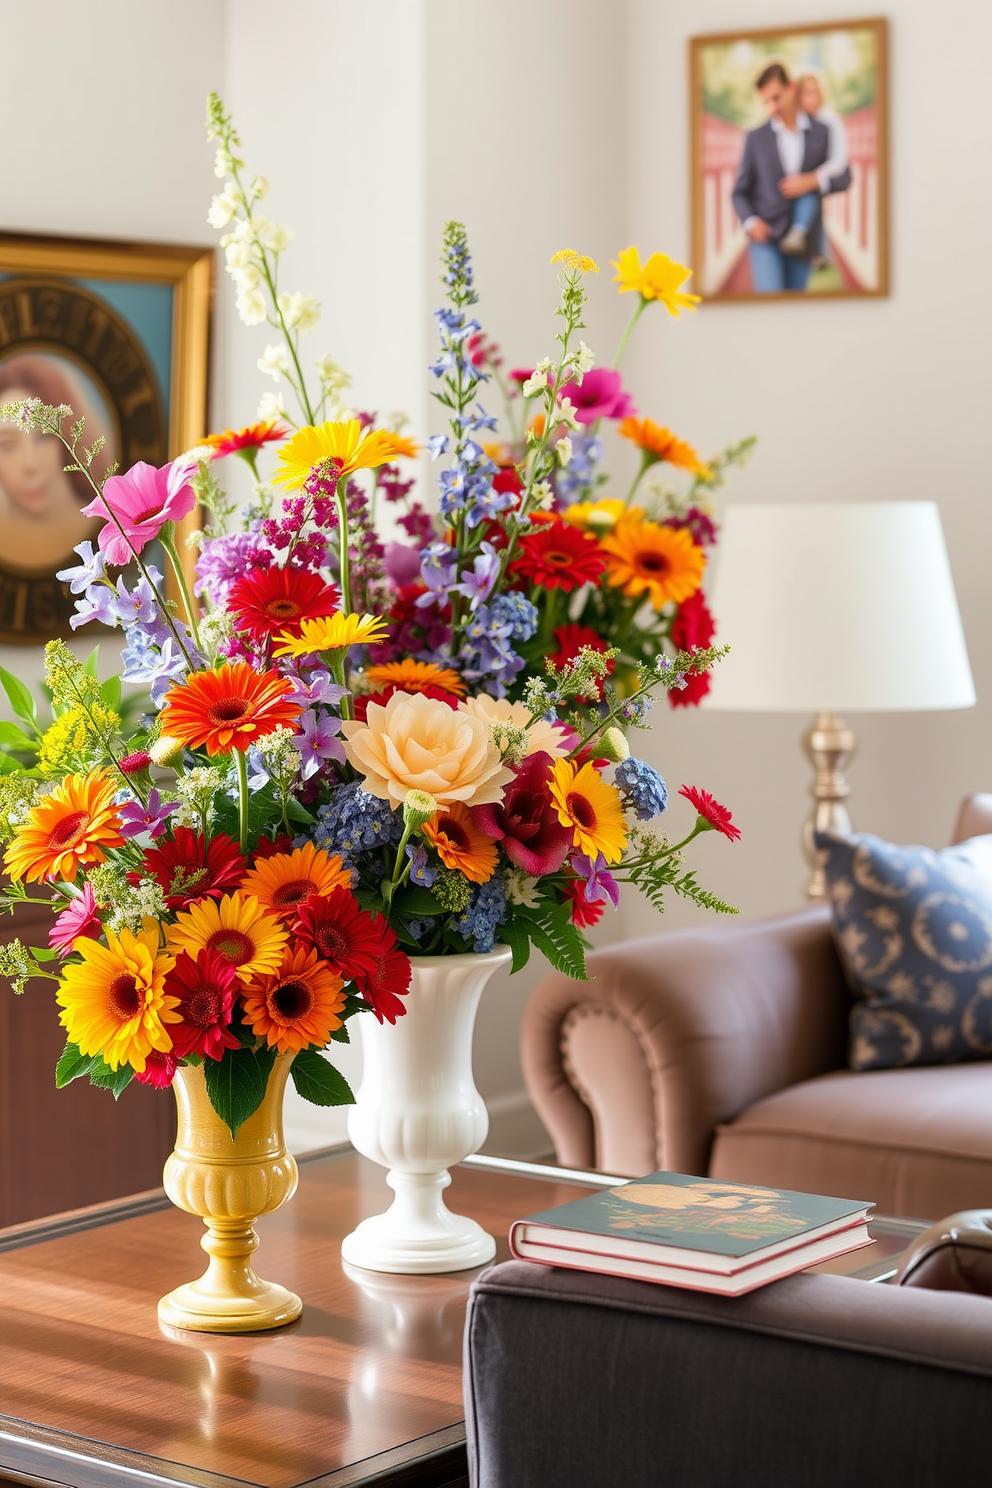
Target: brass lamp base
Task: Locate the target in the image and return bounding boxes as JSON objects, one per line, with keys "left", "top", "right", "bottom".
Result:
{"left": 802, "top": 711, "right": 857, "bottom": 899}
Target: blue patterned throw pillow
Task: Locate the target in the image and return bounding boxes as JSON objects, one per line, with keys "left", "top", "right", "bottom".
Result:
{"left": 815, "top": 830, "right": 992, "bottom": 1071}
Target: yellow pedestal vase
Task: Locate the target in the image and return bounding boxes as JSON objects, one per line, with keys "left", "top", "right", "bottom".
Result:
{"left": 158, "top": 1053, "right": 302, "bottom": 1333}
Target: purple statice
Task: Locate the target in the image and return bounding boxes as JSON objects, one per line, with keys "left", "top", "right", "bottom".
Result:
{"left": 614, "top": 758, "right": 668, "bottom": 820}
{"left": 294, "top": 708, "right": 345, "bottom": 779}
{"left": 118, "top": 789, "right": 179, "bottom": 840}
{"left": 455, "top": 876, "right": 507, "bottom": 953}
{"left": 56, "top": 541, "right": 105, "bottom": 594}
{"left": 571, "top": 852, "right": 620, "bottom": 909}
{"left": 396, "top": 502, "right": 435, "bottom": 548}
{"left": 553, "top": 433, "right": 603, "bottom": 507}
{"left": 378, "top": 461, "right": 416, "bottom": 506}
{"left": 196, "top": 531, "right": 272, "bottom": 603}
{"left": 618, "top": 692, "right": 654, "bottom": 726}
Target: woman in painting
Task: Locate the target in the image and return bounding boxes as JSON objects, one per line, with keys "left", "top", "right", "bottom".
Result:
{"left": 0, "top": 354, "right": 116, "bottom": 573}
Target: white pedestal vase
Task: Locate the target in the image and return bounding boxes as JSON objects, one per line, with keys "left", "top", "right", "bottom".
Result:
{"left": 341, "top": 945, "right": 510, "bottom": 1274}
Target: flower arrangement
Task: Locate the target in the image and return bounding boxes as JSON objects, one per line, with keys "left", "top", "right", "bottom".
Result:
{"left": 0, "top": 94, "right": 744, "bottom": 1138}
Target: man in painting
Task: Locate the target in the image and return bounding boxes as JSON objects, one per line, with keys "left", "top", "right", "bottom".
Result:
{"left": 731, "top": 61, "right": 850, "bottom": 294}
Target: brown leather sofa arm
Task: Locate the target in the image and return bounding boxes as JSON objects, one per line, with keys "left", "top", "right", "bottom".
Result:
{"left": 521, "top": 905, "right": 850, "bottom": 1177}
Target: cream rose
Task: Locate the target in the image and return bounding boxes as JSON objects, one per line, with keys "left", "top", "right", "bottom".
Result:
{"left": 458, "top": 694, "right": 570, "bottom": 759}
{"left": 340, "top": 692, "right": 514, "bottom": 808}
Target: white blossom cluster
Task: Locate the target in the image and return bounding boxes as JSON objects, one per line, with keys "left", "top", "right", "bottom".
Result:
{"left": 88, "top": 865, "right": 166, "bottom": 936}
{"left": 173, "top": 765, "right": 226, "bottom": 826}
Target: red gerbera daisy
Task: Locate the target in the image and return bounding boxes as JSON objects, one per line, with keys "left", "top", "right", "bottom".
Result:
{"left": 137, "top": 827, "right": 247, "bottom": 910}
{"left": 510, "top": 519, "right": 606, "bottom": 593}
{"left": 564, "top": 878, "right": 605, "bottom": 929}
{"left": 294, "top": 887, "right": 389, "bottom": 982}
{"left": 671, "top": 590, "right": 715, "bottom": 652}
{"left": 226, "top": 566, "right": 341, "bottom": 641}
{"left": 132, "top": 1050, "right": 179, "bottom": 1089}
{"left": 352, "top": 944, "right": 412, "bottom": 1024}
{"left": 164, "top": 948, "right": 242, "bottom": 1060}
{"left": 551, "top": 623, "right": 615, "bottom": 701}
{"left": 254, "top": 832, "right": 295, "bottom": 861}
{"left": 678, "top": 785, "right": 741, "bottom": 842}
{"left": 203, "top": 419, "right": 288, "bottom": 460}
{"left": 353, "top": 684, "right": 460, "bottom": 722}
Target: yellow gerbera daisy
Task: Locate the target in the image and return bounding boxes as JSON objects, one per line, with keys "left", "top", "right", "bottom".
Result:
{"left": 4, "top": 769, "right": 123, "bottom": 885}
{"left": 562, "top": 499, "right": 644, "bottom": 534}
{"left": 364, "top": 659, "right": 466, "bottom": 698}
{"left": 273, "top": 419, "right": 419, "bottom": 491}
{"left": 601, "top": 519, "right": 706, "bottom": 610}
{"left": 611, "top": 247, "right": 701, "bottom": 316}
{"left": 273, "top": 612, "right": 389, "bottom": 659}
{"left": 549, "top": 759, "right": 628, "bottom": 864}
{"left": 551, "top": 249, "right": 600, "bottom": 275}
{"left": 166, "top": 892, "right": 288, "bottom": 983}
{"left": 618, "top": 417, "right": 712, "bottom": 478}
{"left": 239, "top": 844, "right": 352, "bottom": 919}
{"left": 57, "top": 926, "right": 180, "bottom": 1073}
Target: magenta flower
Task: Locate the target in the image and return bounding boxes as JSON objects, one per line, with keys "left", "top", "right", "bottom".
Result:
{"left": 118, "top": 789, "right": 179, "bottom": 840}
{"left": 82, "top": 456, "right": 198, "bottom": 567}
{"left": 572, "top": 851, "right": 620, "bottom": 910}
{"left": 474, "top": 751, "right": 572, "bottom": 876}
{"left": 295, "top": 708, "right": 345, "bottom": 779}
{"left": 49, "top": 883, "right": 101, "bottom": 956}
{"left": 557, "top": 368, "right": 636, "bottom": 426}
{"left": 132, "top": 1050, "right": 179, "bottom": 1089}
{"left": 384, "top": 542, "right": 424, "bottom": 587}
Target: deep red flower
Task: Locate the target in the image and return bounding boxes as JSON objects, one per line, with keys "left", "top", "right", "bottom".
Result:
{"left": 353, "top": 684, "right": 460, "bottom": 722}
{"left": 164, "top": 949, "right": 241, "bottom": 1060}
{"left": 678, "top": 785, "right": 741, "bottom": 842}
{"left": 132, "top": 1050, "right": 179, "bottom": 1089}
{"left": 352, "top": 944, "right": 412, "bottom": 1024}
{"left": 136, "top": 827, "right": 247, "bottom": 910}
{"left": 254, "top": 833, "right": 295, "bottom": 861}
{"left": 492, "top": 467, "right": 523, "bottom": 498}
{"left": 671, "top": 590, "right": 715, "bottom": 651}
{"left": 669, "top": 669, "right": 711, "bottom": 709}
{"left": 551, "top": 623, "right": 615, "bottom": 701}
{"left": 564, "top": 878, "right": 605, "bottom": 929}
{"left": 226, "top": 566, "right": 340, "bottom": 641}
{"left": 474, "top": 751, "right": 572, "bottom": 876}
{"left": 294, "top": 887, "right": 390, "bottom": 982}
{"left": 118, "top": 750, "right": 152, "bottom": 778}
{"left": 510, "top": 520, "right": 606, "bottom": 593}
{"left": 203, "top": 419, "right": 288, "bottom": 460}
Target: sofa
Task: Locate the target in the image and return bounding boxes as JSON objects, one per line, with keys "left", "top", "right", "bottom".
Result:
{"left": 521, "top": 795, "right": 992, "bottom": 1220}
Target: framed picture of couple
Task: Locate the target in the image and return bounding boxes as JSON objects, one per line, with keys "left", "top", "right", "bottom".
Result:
{"left": 690, "top": 16, "right": 888, "bottom": 301}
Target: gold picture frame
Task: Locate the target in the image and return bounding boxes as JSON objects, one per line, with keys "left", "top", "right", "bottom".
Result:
{"left": 689, "top": 17, "right": 888, "bottom": 302}
{"left": 0, "top": 231, "right": 212, "bottom": 644}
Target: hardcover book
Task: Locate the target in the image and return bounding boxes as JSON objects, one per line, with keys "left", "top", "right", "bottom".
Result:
{"left": 509, "top": 1171, "right": 874, "bottom": 1296}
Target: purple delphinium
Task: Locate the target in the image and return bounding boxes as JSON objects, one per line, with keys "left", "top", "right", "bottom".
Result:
{"left": 452, "top": 541, "right": 500, "bottom": 611}
{"left": 295, "top": 708, "right": 345, "bottom": 779}
{"left": 56, "top": 541, "right": 105, "bottom": 594}
{"left": 572, "top": 851, "right": 620, "bottom": 909}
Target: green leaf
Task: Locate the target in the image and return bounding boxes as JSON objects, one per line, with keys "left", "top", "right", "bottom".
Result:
{"left": 82, "top": 646, "right": 100, "bottom": 679}
{"left": 285, "top": 797, "right": 315, "bottom": 825}
{"left": 204, "top": 1045, "right": 275, "bottom": 1137}
{"left": 0, "top": 752, "right": 22, "bottom": 775}
{"left": 100, "top": 675, "right": 122, "bottom": 711}
{"left": 88, "top": 1056, "right": 134, "bottom": 1099}
{"left": 517, "top": 899, "right": 588, "bottom": 980}
{"left": 394, "top": 884, "right": 444, "bottom": 917}
{"left": 291, "top": 1048, "right": 355, "bottom": 1107}
{"left": 328, "top": 1022, "right": 350, "bottom": 1044}
{"left": 29, "top": 946, "right": 59, "bottom": 961}
{"left": 501, "top": 916, "right": 531, "bottom": 975}
{"left": 0, "top": 668, "right": 38, "bottom": 731}
{"left": 0, "top": 721, "right": 37, "bottom": 751}
{"left": 55, "top": 1041, "right": 98, "bottom": 1089}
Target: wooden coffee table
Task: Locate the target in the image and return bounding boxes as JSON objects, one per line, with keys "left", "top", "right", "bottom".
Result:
{"left": 0, "top": 1148, "right": 926, "bottom": 1488}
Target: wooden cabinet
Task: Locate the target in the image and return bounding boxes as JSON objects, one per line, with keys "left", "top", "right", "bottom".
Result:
{"left": 0, "top": 905, "right": 175, "bottom": 1227}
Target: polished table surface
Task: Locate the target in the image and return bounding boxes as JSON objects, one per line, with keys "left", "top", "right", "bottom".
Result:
{"left": 0, "top": 1148, "right": 599, "bottom": 1488}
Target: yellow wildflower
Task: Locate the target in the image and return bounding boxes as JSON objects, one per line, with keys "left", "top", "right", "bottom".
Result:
{"left": 551, "top": 249, "right": 600, "bottom": 275}
{"left": 612, "top": 247, "right": 701, "bottom": 316}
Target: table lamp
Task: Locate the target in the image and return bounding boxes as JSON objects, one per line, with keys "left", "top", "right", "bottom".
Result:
{"left": 703, "top": 502, "right": 976, "bottom": 898}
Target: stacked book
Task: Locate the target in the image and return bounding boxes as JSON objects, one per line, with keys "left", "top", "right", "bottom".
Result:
{"left": 510, "top": 1170, "right": 873, "bottom": 1296}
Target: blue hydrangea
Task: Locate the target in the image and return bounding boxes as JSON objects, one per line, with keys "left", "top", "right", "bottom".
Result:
{"left": 490, "top": 591, "right": 538, "bottom": 642}
{"left": 455, "top": 877, "right": 507, "bottom": 953}
{"left": 313, "top": 783, "right": 402, "bottom": 862}
{"left": 614, "top": 757, "right": 668, "bottom": 820}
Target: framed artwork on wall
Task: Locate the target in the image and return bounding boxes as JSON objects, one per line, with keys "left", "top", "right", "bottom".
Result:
{"left": 0, "top": 233, "right": 212, "bottom": 644}
{"left": 689, "top": 17, "right": 888, "bottom": 302}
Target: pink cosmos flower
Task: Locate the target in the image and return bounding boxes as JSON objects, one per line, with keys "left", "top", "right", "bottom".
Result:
{"left": 49, "top": 883, "right": 101, "bottom": 956}
{"left": 557, "top": 368, "right": 636, "bottom": 426}
{"left": 81, "top": 456, "right": 198, "bottom": 567}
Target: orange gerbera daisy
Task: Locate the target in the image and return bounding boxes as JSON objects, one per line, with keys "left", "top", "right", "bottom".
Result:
{"left": 239, "top": 843, "right": 352, "bottom": 919}
{"left": 202, "top": 419, "right": 288, "bottom": 461}
{"left": 601, "top": 519, "right": 706, "bottom": 609}
{"left": 241, "top": 944, "right": 346, "bottom": 1053}
{"left": 160, "top": 663, "right": 301, "bottom": 755}
{"left": 422, "top": 802, "right": 498, "bottom": 885}
{"left": 364, "top": 659, "right": 466, "bottom": 698}
{"left": 618, "top": 418, "right": 712, "bottom": 478}
{"left": 549, "top": 759, "right": 628, "bottom": 864}
{"left": 166, "top": 892, "right": 288, "bottom": 982}
{"left": 4, "top": 769, "right": 123, "bottom": 884}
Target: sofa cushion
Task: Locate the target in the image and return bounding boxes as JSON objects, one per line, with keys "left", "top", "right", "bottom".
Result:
{"left": 710, "top": 1063, "right": 992, "bottom": 1221}
{"left": 815, "top": 829, "right": 992, "bottom": 1071}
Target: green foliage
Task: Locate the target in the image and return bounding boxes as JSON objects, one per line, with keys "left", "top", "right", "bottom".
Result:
{"left": 0, "top": 667, "right": 38, "bottom": 732}
{"left": 625, "top": 854, "right": 739, "bottom": 917}
{"left": 204, "top": 1045, "right": 276, "bottom": 1137}
{"left": 291, "top": 1048, "right": 354, "bottom": 1107}
{"left": 500, "top": 915, "right": 531, "bottom": 974}
{"left": 514, "top": 898, "right": 588, "bottom": 980}
{"left": 55, "top": 1042, "right": 98, "bottom": 1088}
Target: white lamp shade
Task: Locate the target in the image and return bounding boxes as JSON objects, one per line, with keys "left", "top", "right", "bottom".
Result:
{"left": 704, "top": 502, "right": 975, "bottom": 713}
